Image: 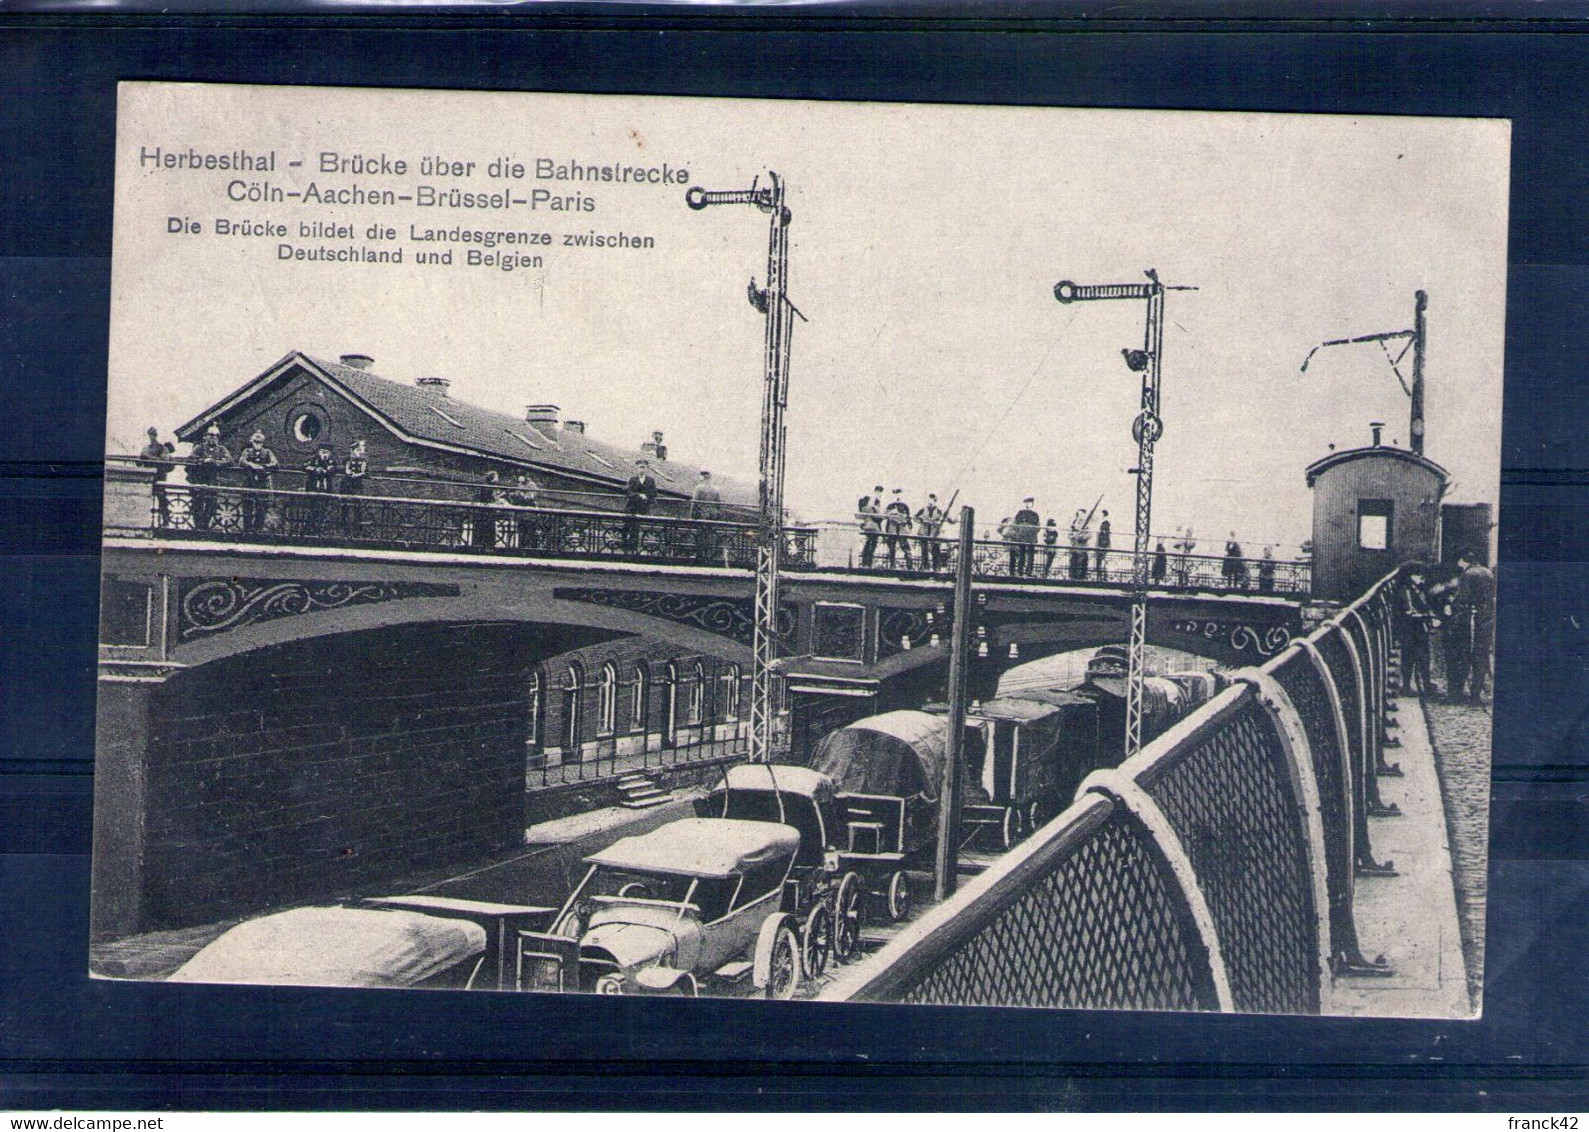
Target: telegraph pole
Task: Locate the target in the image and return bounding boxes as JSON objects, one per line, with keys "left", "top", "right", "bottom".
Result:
{"left": 686, "top": 174, "right": 800, "bottom": 764}
{"left": 934, "top": 506, "right": 975, "bottom": 904}
{"left": 1054, "top": 272, "right": 1194, "bottom": 759}
{"left": 1300, "top": 289, "right": 1428, "bottom": 455}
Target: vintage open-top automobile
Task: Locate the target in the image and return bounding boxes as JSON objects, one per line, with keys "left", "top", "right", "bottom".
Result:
{"left": 699, "top": 763, "right": 866, "bottom": 965}
{"left": 517, "top": 816, "right": 821, "bottom": 999}
{"left": 166, "top": 894, "right": 558, "bottom": 991}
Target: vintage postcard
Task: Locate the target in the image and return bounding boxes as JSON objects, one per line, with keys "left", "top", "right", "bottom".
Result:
{"left": 92, "top": 82, "right": 1506, "bottom": 1018}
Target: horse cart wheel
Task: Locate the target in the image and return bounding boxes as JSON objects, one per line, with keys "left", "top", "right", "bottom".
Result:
{"left": 832, "top": 872, "right": 863, "bottom": 962}
{"left": 885, "top": 869, "right": 913, "bottom": 923}
{"left": 1000, "top": 806, "right": 1020, "bottom": 851}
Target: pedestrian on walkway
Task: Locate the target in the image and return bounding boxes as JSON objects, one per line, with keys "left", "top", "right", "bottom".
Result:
{"left": 188, "top": 424, "right": 231, "bottom": 531}
{"left": 1068, "top": 509, "right": 1091, "bottom": 580}
{"left": 1040, "top": 518, "right": 1060, "bottom": 577}
{"left": 139, "top": 427, "right": 176, "bottom": 528}
{"left": 691, "top": 470, "right": 722, "bottom": 564}
{"left": 1152, "top": 539, "right": 1169, "bottom": 584}
{"left": 623, "top": 458, "right": 658, "bottom": 554}
{"left": 997, "top": 515, "right": 1019, "bottom": 576}
{"left": 1094, "top": 510, "right": 1112, "bottom": 578}
{"left": 884, "top": 488, "right": 915, "bottom": 570}
{"left": 1258, "top": 546, "right": 1277, "bottom": 593}
{"left": 303, "top": 444, "right": 336, "bottom": 533}
{"left": 1395, "top": 565, "right": 1434, "bottom": 694}
{"left": 1012, "top": 498, "right": 1041, "bottom": 576}
{"left": 856, "top": 487, "right": 883, "bottom": 569}
{"left": 915, "top": 493, "right": 948, "bottom": 570}
{"left": 511, "top": 472, "right": 542, "bottom": 551}
{"left": 1453, "top": 553, "right": 1496, "bottom": 703}
{"left": 237, "top": 430, "right": 279, "bottom": 533}
{"left": 1222, "top": 532, "right": 1247, "bottom": 590}
{"left": 1173, "top": 526, "right": 1197, "bottom": 587}
{"left": 340, "top": 440, "right": 368, "bottom": 534}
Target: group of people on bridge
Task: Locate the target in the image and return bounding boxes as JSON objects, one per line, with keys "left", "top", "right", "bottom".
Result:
{"left": 1393, "top": 554, "right": 1497, "bottom": 704}
{"left": 141, "top": 425, "right": 369, "bottom": 534}
{"left": 852, "top": 486, "right": 1288, "bottom": 592}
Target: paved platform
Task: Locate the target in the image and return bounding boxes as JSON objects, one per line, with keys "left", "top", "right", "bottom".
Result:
{"left": 1328, "top": 695, "right": 1475, "bottom": 1019}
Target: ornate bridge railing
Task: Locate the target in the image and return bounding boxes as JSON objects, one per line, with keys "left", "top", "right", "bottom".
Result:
{"left": 139, "top": 481, "right": 820, "bottom": 570}
{"left": 845, "top": 534, "right": 1311, "bottom": 596}
{"left": 821, "top": 570, "right": 1401, "bottom": 1014}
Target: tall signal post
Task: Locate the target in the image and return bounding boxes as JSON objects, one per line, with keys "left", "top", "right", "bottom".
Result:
{"left": 1300, "top": 290, "right": 1428, "bottom": 455}
{"left": 1054, "top": 271, "right": 1195, "bottom": 759}
{"left": 687, "top": 174, "right": 801, "bottom": 764}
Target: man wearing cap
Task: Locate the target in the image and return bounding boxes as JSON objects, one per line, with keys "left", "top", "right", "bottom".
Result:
{"left": 302, "top": 443, "right": 337, "bottom": 533}
{"left": 237, "top": 430, "right": 280, "bottom": 533}
{"left": 340, "top": 440, "right": 368, "bottom": 534}
{"left": 691, "top": 470, "right": 722, "bottom": 564}
{"left": 915, "top": 492, "right": 948, "bottom": 571}
{"left": 623, "top": 458, "right": 658, "bottom": 554}
{"left": 1012, "top": 497, "right": 1041, "bottom": 576}
{"left": 856, "top": 487, "right": 883, "bottom": 569}
{"left": 883, "top": 488, "right": 915, "bottom": 571}
{"left": 188, "top": 424, "right": 232, "bottom": 531}
{"left": 1094, "top": 510, "right": 1112, "bottom": 579}
{"left": 139, "top": 427, "right": 176, "bottom": 527}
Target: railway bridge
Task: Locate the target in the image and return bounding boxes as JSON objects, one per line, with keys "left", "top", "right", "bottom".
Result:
{"left": 93, "top": 466, "right": 1314, "bottom": 940}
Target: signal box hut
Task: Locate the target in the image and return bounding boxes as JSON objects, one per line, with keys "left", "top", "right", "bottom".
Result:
{"left": 1305, "top": 426, "right": 1449, "bottom": 602}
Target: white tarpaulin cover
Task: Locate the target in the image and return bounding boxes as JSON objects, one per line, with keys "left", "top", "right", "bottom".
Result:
{"left": 168, "top": 905, "right": 487, "bottom": 988}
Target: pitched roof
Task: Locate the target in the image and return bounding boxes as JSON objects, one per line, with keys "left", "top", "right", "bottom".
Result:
{"left": 178, "top": 351, "right": 756, "bottom": 506}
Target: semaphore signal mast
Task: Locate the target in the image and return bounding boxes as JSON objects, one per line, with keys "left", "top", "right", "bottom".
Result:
{"left": 686, "top": 173, "right": 804, "bottom": 764}
{"left": 1054, "top": 270, "right": 1196, "bottom": 759}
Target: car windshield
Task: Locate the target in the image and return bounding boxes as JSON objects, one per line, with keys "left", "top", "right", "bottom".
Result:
{"left": 582, "top": 866, "right": 695, "bottom": 906}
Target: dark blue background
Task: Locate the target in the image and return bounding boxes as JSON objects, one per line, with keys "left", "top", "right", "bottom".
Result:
{"left": 3, "top": 14, "right": 1587, "bottom": 1110}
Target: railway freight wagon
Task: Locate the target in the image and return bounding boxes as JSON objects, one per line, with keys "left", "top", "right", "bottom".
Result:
{"left": 964, "top": 649, "right": 1219, "bottom": 847}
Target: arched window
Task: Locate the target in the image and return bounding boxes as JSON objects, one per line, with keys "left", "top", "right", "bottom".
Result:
{"left": 719, "top": 663, "right": 742, "bottom": 721}
{"left": 663, "top": 662, "right": 679, "bottom": 747}
{"left": 630, "top": 665, "right": 649, "bottom": 734}
{"left": 598, "top": 662, "right": 618, "bottom": 736}
{"left": 526, "top": 669, "right": 544, "bottom": 749}
{"left": 689, "top": 661, "right": 706, "bottom": 724}
{"left": 563, "top": 663, "right": 584, "bottom": 754}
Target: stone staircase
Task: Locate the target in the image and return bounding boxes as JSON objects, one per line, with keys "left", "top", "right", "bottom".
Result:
{"left": 616, "top": 771, "right": 674, "bottom": 810}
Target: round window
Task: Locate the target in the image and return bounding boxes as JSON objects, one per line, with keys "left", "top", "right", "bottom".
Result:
{"left": 290, "top": 409, "right": 325, "bottom": 443}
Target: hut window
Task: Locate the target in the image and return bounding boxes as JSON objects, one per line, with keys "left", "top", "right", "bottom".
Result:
{"left": 1358, "top": 500, "right": 1392, "bottom": 551}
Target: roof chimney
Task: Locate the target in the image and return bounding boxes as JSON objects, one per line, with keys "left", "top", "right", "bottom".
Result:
{"left": 416, "top": 377, "right": 451, "bottom": 397}
{"left": 340, "top": 353, "right": 375, "bottom": 370}
{"left": 563, "top": 420, "right": 585, "bottom": 435}
{"left": 1369, "top": 420, "right": 1385, "bottom": 447}
{"left": 525, "top": 404, "right": 560, "bottom": 434}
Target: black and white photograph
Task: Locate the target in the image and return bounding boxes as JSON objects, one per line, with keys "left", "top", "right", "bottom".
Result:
{"left": 90, "top": 82, "right": 1506, "bottom": 1019}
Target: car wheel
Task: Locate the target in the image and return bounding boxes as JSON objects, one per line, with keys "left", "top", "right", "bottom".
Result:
{"left": 765, "top": 926, "right": 801, "bottom": 1000}
{"left": 802, "top": 903, "right": 833, "bottom": 979}
{"left": 885, "top": 870, "right": 913, "bottom": 923}
{"left": 833, "top": 872, "right": 863, "bottom": 961}
{"left": 594, "top": 972, "right": 625, "bottom": 995}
